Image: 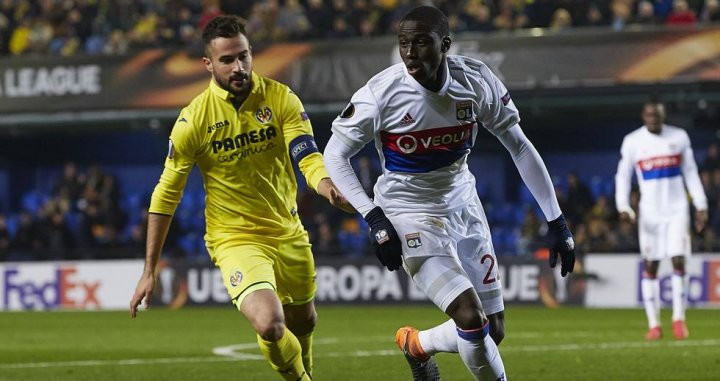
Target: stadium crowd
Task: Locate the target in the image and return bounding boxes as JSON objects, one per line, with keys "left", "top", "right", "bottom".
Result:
{"left": 1, "top": 140, "right": 718, "bottom": 262}
{"left": 1, "top": 0, "right": 720, "bottom": 57}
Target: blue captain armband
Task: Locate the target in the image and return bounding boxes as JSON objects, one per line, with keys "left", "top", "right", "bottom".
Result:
{"left": 289, "top": 135, "right": 319, "bottom": 164}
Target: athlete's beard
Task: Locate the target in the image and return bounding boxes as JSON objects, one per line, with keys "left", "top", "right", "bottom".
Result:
{"left": 215, "top": 71, "right": 251, "bottom": 97}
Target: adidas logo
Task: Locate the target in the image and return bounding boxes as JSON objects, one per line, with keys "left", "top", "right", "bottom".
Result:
{"left": 398, "top": 112, "right": 416, "bottom": 127}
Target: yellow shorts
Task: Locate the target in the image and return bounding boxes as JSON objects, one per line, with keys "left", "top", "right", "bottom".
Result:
{"left": 207, "top": 232, "right": 316, "bottom": 308}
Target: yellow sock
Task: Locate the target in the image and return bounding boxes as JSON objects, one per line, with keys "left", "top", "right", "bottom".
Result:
{"left": 257, "top": 330, "right": 310, "bottom": 381}
{"left": 296, "top": 332, "right": 314, "bottom": 375}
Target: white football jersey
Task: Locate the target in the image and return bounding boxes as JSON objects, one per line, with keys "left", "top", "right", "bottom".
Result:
{"left": 615, "top": 125, "right": 707, "bottom": 217}
{"left": 331, "top": 55, "right": 520, "bottom": 215}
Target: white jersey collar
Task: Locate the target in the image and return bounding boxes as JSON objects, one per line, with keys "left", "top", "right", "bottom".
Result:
{"left": 402, "top": 57, "right": 451, "bottom": 97}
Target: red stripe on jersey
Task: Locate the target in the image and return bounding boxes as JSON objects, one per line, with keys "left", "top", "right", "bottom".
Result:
{"left": 637, "top": 154, "right": 681, "bottom": 172}
{"left": 380, "top": 123, "right": 474, "bottom": 154}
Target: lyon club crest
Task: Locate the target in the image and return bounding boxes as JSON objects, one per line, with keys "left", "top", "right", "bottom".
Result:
{"left": 255, "top": 106, "right": 273, "bottom": 123}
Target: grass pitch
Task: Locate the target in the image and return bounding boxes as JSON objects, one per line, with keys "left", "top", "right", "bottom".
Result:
{"left": 1, "top": 305, "right": 718, "bottom": 380}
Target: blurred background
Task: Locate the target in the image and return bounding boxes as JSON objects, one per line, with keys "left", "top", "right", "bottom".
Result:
{"left": 0, "top": 0, "right": 719, "bottom": 311}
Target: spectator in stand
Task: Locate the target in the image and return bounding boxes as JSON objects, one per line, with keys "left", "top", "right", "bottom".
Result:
{"left": 53, "top": 161, "right": 84, "bottom": 204}
{"left": 463, "top": 1, "right": 495, "bottom": 32}
{"left": 700, "top": 0, "right": 720, "bottom": 22}
{"left": 103, "top": 29, "right": 129, "bottom": 55}
{"left": 305, "top": 0, "right": 333, "bottom": 39}
{"left": 39, "top": 199, "right": 75, "bottom": 259}
{"left": 355, "top": 156, "right": 380, "bottom": 198}
{"left": 653, "top": 0, "right": 676, "bottom": 18}
{"left": 13, "top": 210, "right": 43, "bottom": 252}
{"left": 348, "top": 0, "right": 372, "bottom": 34}
{"left": 518, "top": 207, "right": 545, "bottom": 254}
{"left": 550, "top": 8, "right": 573, "bottom": 30}
{"left": 587, "top": 194, "right": 615, "bottom": 222}
{"left": 197, "top": 0, "right": 224, "bottom": 31}
{"left": 328, "top": 16, "right": 355, "bottom": 38}
{"left": 701, "top": 141, "right": 720, "bottom": 171}
{"left": 358, "top": 16, "right": 379, "bottom": 38}
{"left": 585, "top": 216, "right": 616, "bottom": 252}
{"left": 494, "top": 0, "right": 529, "bottom": 30}
{"left": 633, "top": 0, "right": 661, "bottom": 24}
{"left": 311, "top": 214, "right": 340, "bottom": 256}
{"left": 564, "top": 172, "right": 594, "bottom": 224}
{"left": 611, "top": 0, "right": 632, "bottom": 30}
{"left": 336, "top": 216, "right": 367, "bottom": 258}
{"left": 276, "top": 0, "right": 310, "bottom": 40}
{"left": 615, "top": 219, "right": 639, "bottom": 252}
{"left": 666, "top": 0, "right": 697, "bottom": 24}
{"left": 585, "top": 3, "right": 609, "bottom": 27}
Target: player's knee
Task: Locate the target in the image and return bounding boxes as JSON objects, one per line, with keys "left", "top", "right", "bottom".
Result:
{"left": 451, "top": 306, "right": 486, "bottom": 330}
{"left": 257, "top": 320, "right": 286, "bottom": 342}
{"left": 291, "top": 312, "right": 317, "bottom": 336}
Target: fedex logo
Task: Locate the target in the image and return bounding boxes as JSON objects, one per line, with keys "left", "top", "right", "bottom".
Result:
{"left": 2, "top": 266, "right": 100, "bottom": 310}
{"left": 636, "top": 260, "right": 720, "bottom": 305}
{"left": 637, "top": 154, "right": 681, "bottom": 180}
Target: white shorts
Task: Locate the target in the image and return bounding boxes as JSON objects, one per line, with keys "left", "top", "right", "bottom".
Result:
{"left": 638, "top": 212, "right": 691, "bottom": 260}
{"left": 386, "top": 196, "right": 504, "bottom": 315}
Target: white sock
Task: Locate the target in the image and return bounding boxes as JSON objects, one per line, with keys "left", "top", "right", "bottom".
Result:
{"left": 418, "top": 319, "right": 458, "bottom": 355}
{"left": 457, "top": 324, "right": 506, "bottom": 381}
{"left": 671, "top": 272, "right": 687, "bottom": 321}
{"left": 641, "top": 277, "right": 660, "bottom": 329}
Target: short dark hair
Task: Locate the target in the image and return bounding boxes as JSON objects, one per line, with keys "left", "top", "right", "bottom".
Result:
{"left": 202, "top": 15, "right": 247, "bottom": 49}
{"left": 643, "top": 99, "right": 664, "bottom": 109}
{"left": 400, "top": 5, "right": 449, "bottom": 38}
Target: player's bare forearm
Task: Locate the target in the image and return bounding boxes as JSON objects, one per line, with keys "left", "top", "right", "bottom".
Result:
{"left": 143, "top": 213, "right": 173, "bottom": 273}
{"left": 316, "top": 177, "right": 356, "bottom": 213}
{"left": 130, "top": 212, "right": 172, "bottom": 318}
{"left": 695, "top": 210, "right": 708, "bottom": 233}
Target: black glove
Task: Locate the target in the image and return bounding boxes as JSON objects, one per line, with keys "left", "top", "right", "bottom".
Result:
{"left": 363, "top": 206, "right": 403, "bottom": 271}
{"left": 547, "top": 214, "right": 576, "bottom": 277}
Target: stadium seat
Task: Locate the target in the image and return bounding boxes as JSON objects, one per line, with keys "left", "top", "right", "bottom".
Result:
{"left": 21, "top": 191, "right": 49, "bottom": 215}
{"left": 5, "top": 214, "right": 19, "bottom": 238}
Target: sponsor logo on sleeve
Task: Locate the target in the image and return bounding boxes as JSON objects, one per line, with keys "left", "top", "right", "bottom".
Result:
{"left": 300, "top": 111, "right": 309, "bottom": 121}
{"left": 168, "top": 139, "right": 175, "bottom": 158}
{"left": 501, "top": 92, "right": 511, "bottom": 106}
{"left": 340, "top": 103, "right": 355, "bottom": 118}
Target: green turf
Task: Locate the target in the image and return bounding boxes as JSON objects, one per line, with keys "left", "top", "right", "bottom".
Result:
{"left": 1, "top": 305, "right": 718, "bottom": 380}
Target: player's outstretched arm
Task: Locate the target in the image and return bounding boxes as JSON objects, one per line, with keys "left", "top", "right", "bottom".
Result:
{"left": 496, "top": 125, "right": 575, "bottom": 276}
{"left": 130, "top": 213, "right": 172, "bottom": 318}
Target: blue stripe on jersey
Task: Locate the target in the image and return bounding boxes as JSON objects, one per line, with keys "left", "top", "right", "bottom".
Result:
{"left": 383, "top": 147, "right": 467, "bottom": 173}
{"left": 641, "top": 166, "right": 681, "bottom": 180}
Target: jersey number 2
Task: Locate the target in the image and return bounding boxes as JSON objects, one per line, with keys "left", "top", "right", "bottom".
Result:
{"left": 481, "top": 254, "right": 496, "bottom": 284}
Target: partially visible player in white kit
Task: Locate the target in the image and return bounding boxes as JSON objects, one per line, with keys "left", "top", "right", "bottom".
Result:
{"left": 615, "top": 100, "right": 708, "bottom": 341}
{"left": 323, "top": 6, "right": 576, "bottom": 381}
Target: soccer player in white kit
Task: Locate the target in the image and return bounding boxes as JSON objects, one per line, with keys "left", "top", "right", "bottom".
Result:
{"left": 615, "top": 101, "right": 708, "bottom": 341}
{"left": 323, "top": 6, "right": 576, "bottom": 380}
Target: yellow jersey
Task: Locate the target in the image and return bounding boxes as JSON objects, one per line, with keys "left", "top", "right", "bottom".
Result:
{"left": 149, "top": 72, "right": 329, "bottom": 244}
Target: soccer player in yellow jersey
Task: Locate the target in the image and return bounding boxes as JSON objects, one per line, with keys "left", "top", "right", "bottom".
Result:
{"left": 129, "top": 15, "right": 353, "bottom": 381}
